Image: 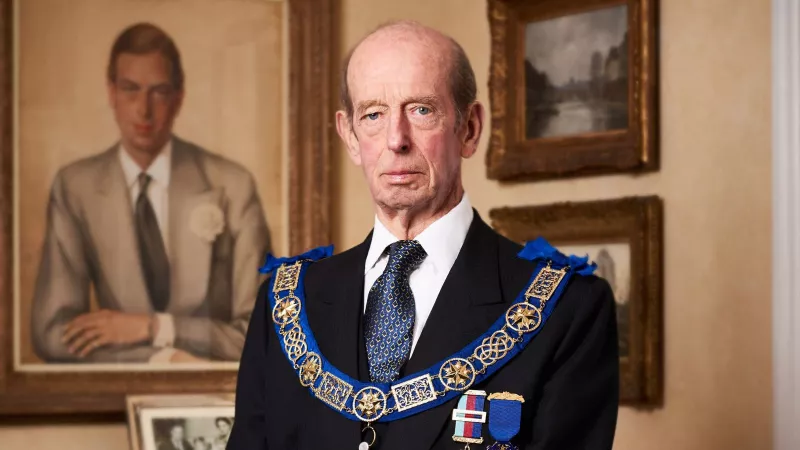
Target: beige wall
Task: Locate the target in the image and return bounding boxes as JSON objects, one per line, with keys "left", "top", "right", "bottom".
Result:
{"left": 0, "top": 0, "right": 771, "bottom": 448}
{"left": 0, "top": 424, "right": 128, "bottom": 450}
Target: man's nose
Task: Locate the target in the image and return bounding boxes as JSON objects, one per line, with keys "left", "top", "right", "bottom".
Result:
{"left": 135, "top": 91, "right": 153, "bottom": 119}
{"left": 386, "top": 110, "right": 410, "bottom": 153}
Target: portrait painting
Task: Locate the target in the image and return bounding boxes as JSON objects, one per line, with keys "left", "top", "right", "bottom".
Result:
{"left": 489, "top": 196, "right": 663, "bottom": 406}
{"left": 127, "top": 394, "right": 235, "bottom": 450}
{"left": 0, "top": 0, "right": 336, "bottom": 415}
{"left": 486, "top": 0, "right": 658, "bottom": 181}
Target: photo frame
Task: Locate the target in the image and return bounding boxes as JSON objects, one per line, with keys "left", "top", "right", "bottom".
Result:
{"left": 126, "top": 394, "right": 235, "bottom": 450}
{"left": 486, "top": 0, "right": 658, "bottom": 181}
{"left": 0, "top": 0, "right": 337, "bottom": 415}
{"left": 490, "top": 196, "right": 663, "bottom": 406}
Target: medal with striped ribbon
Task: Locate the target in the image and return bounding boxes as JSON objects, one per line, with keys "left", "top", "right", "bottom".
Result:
{"left": 451, "top": 390, "right": 488, "bottom": 448}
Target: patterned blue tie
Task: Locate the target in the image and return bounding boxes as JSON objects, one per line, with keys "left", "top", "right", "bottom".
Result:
{"left": 364, "top": 240, "right": 427, "bottom": 383}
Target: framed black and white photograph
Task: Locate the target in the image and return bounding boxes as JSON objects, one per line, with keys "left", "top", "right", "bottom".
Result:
{"left": 523, "top": 4, "right": 629, "bottom": 140}
{"left": 486, "top": 0, "right": 658, "bottom": 181}
{"left": 127, "top": 394, "right": 235, "bottom": 450}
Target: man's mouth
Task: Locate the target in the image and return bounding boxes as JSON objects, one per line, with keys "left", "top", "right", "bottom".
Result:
{"left": 383, "top": 170, "right": 421, "bottom": 183}
{"left": 134, "top": 124, "right": 153, "bottom": 134}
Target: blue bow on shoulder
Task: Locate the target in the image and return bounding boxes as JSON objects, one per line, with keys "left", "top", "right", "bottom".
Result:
{"left": 259, "top": 245, "right": 334, "bottom": 274}
{"left": 517, "top": 237, "right": 597, "bottom": 276}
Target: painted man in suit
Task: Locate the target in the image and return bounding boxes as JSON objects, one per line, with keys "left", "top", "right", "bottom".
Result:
{"left": 31, "top": 22, "right": 270, "bottom": 364}
{"left": 228, "top": 20, "right": 618, "bottom": 450}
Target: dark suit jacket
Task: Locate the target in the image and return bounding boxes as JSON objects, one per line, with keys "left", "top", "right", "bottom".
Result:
{"left": 228, "top": 213, "right": 619, "bottom": 449}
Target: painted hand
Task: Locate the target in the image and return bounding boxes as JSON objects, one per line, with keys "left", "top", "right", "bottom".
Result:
{"left": 62, "top": 309, "right": 152, "bottom": 358}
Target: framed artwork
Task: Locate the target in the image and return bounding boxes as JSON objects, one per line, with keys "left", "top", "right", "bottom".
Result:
{"left": 486, "top": 0, "right": 658, "bottom": 181}
{"left": 490, "top": 196, "right": 663, "bottom": 406}
{"left": 126, "top": 394, "right": 235, "bottom": 450}
{"left": 0, "top": 0, "right": 336, "bottom": 415}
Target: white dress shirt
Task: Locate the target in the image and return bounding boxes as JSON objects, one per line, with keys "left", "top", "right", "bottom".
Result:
{"left": 118, "top": 143, "right": 177, "bottom": 362}
{"left": 363, "top": 193, "right": 474, "bottom": 355}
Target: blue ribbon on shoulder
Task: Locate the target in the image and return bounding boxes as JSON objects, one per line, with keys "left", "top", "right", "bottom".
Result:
{"left": 258, "top": 245, "right": 334, "bottom": 274}
{"left": 516, "top": 237, "right": 597, "bottom": 276}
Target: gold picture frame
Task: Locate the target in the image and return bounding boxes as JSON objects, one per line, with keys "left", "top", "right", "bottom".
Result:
{"left": 486, "top": 0, "right": 659, "bottom": 181}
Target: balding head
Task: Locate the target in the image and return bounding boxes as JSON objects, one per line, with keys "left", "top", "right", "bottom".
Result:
{"left": 334, "top": 20, "right": 484, "bottom": 237}
{"left": 340, "top": 20, "right": 476, "bottom": 128}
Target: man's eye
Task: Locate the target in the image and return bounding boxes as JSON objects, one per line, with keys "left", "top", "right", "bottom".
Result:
{"left": 152, "top": 87, "right": 172, "bottom": 97}
{"left": 416, "top": 107, "right": 431, "bottom": 115}
{"left": 366, "top": 112, "right": 380, "bottom": 120}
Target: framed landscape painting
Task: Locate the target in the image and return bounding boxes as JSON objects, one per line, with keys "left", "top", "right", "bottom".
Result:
{"left": 490, "top": 196, "right": 663, "bottom": 406}
{"left": 486, "top": 0, "right": 658, "bottom": 181}
{"left": 0, "top": 0, "right": 336, "bottom": 415}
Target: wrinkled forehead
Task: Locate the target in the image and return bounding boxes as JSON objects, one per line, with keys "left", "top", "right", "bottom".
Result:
{"left": 347, "top": 34, "right": 451, "bottom": 105}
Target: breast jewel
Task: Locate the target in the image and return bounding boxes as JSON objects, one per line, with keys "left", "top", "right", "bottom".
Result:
{"left": 259, "top": 237, "right": 596, "bottom": 428}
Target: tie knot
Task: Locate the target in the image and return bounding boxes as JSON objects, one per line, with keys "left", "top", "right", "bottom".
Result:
{"left": 138, "top": 172, "right": 152, "bottom": 192}
{"left": 386, "top": 240, "right": 426, "bottom": 275}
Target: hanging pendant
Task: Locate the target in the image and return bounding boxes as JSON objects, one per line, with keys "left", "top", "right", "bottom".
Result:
{"left": 359, "top": 422, "right": 376, "bottom": 450}
{"left": 484, "top": 392, "right": 524, "bottom": 450}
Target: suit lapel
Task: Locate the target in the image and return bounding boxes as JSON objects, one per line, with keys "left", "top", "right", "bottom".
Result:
{"left": 304, "top": 234, "right": 372, "bottom": 380}
{"left": 383, "top": 214, "right": 513, "bottom": 450}
{"left": 168, "top": 138, "right": 219, "bottom": 312}
{"left": 92, "top": 147, "right": 152, "bottom": 313}
{"left": 302, "top": 235, "right": 372, "bottom": 447}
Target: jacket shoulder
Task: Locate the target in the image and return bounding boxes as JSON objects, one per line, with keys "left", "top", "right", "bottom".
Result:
{"left": 304, "top": 243, "right": 365, "bottom": 283}
{"left": 494, "top": 230, "right": 613, "bottom": 311}
{"left": 52, "top": 148, "right": 115, "bottom": 192}
{"left": 176, "top": 137, "right": 254, "bottom": 180}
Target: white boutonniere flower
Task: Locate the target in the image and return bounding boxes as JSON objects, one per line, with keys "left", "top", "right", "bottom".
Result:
{"left": 189, "top": 203, "right": 225, "bottom": 242}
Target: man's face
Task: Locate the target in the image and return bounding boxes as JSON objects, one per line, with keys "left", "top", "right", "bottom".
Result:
{"left": 107, "top": 51, "right": 183, "bottom": 157}
{"left": 216, "top": 420, "right": 231, "bottom": 436}
{"left": 170, "top": 425, "right": 184, "bottom": 441}
{"left": 337, "top": 31, "right": 476, "bottom": 214}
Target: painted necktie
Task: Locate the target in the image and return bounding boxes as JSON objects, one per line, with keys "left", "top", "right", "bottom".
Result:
{"left": 134, "top": 173, "right": 171, "bottom": 312}
{"left": 363, "top": 240, "right": 427, "bottom": 383}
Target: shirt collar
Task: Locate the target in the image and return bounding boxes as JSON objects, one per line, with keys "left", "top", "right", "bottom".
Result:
{"left": 118, "top": 139, "right": 172, "bottom": 189}
{"left": 364, "top": 193, "right": 474, "bottom": 273}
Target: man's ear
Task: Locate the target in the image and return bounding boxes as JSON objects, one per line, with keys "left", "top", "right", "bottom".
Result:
{"left": 460, "top": 101, "right": 485, "bottom": 159}
{"left": 336, "top": 110, "right": 361, "bottom": 165}
{"left": 172, "top": 89, "right": 185, "bottom": 118}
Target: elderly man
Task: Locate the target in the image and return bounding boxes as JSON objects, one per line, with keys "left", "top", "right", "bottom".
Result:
{"left": 228, "top": 21, "right": 618, "bottom": 450}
